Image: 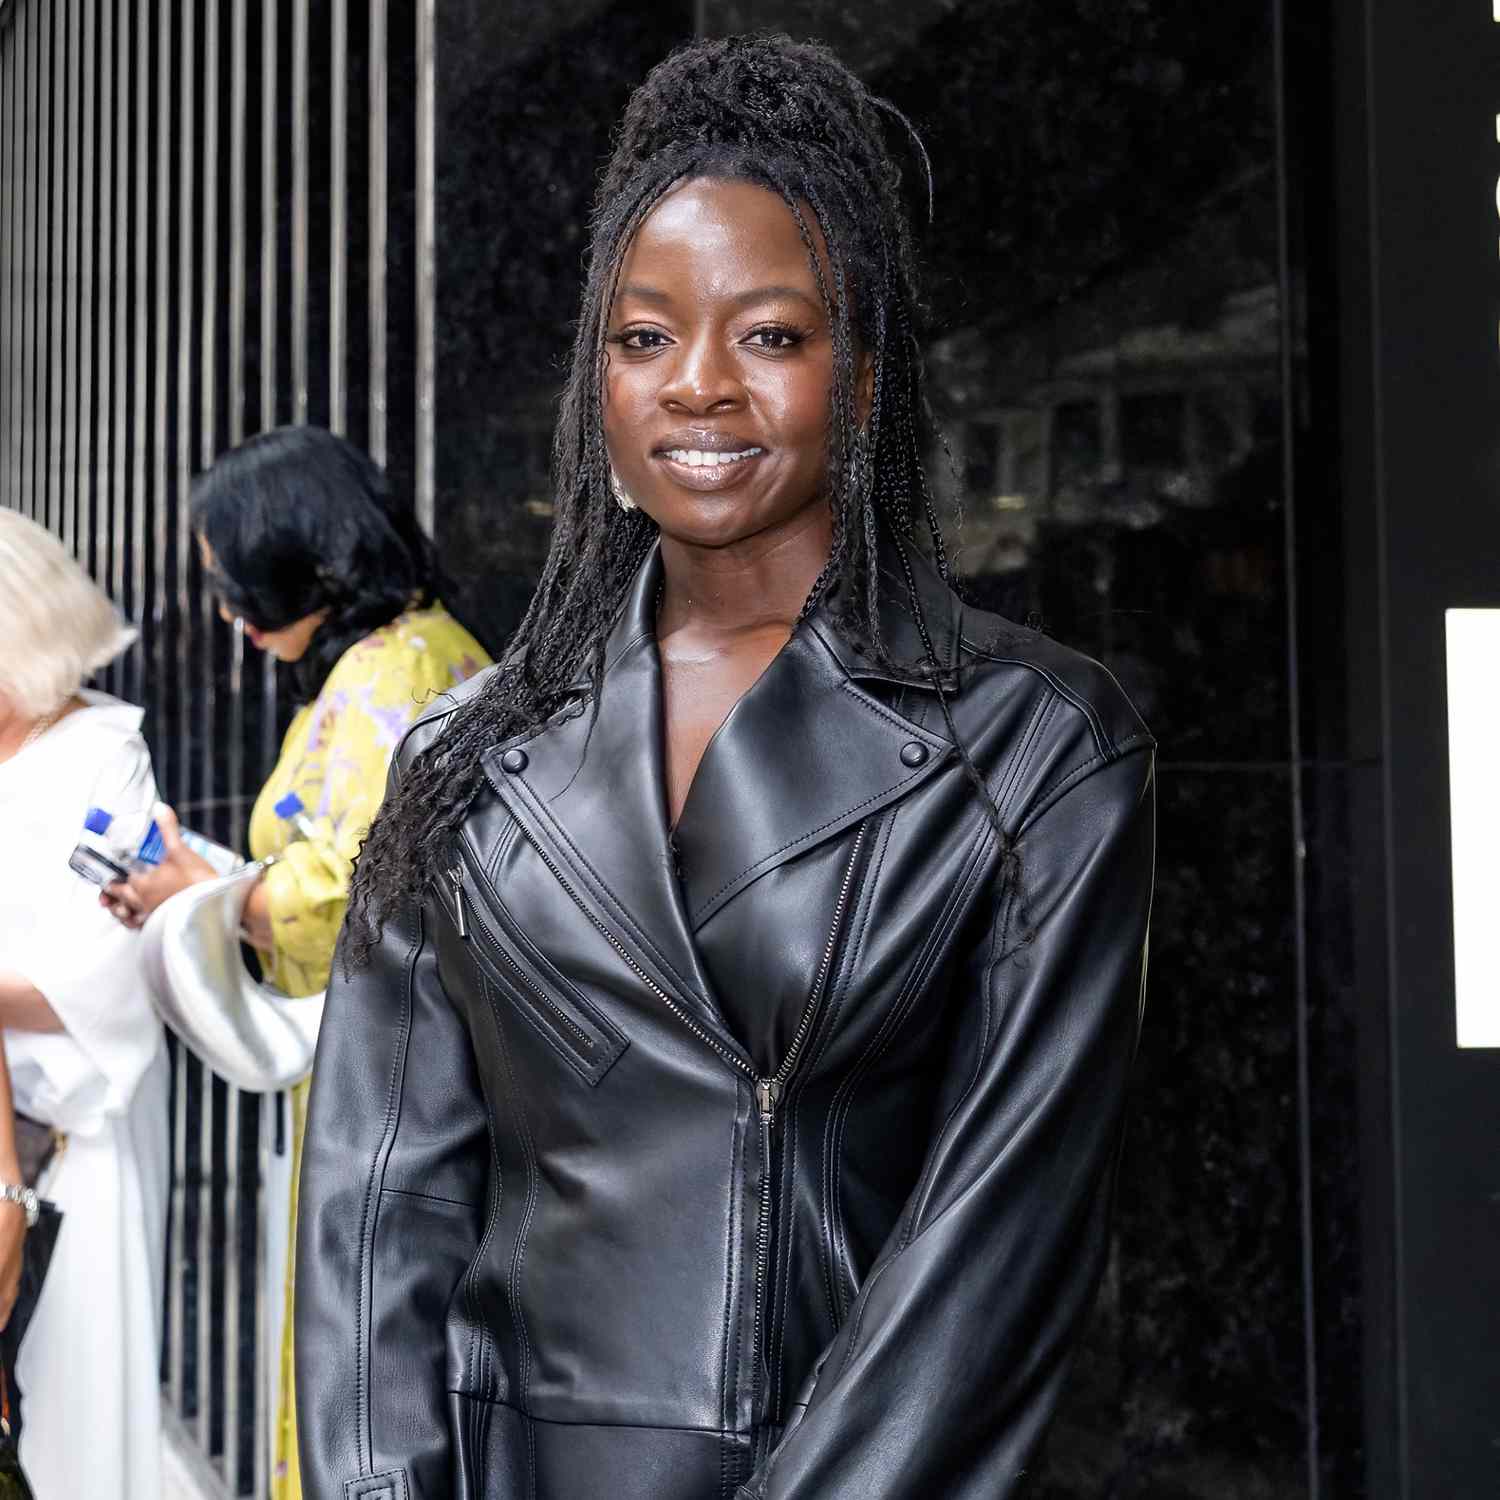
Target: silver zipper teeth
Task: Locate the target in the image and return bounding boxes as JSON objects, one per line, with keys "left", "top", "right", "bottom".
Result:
{"left": 448, "top": 866, "right": 468, "bottom": 938}
{"left": 750, "top": 821, "right": 868, "bottom": 1420}
{"left": 450, "top": 860, "right": 595, "bottom": 1052}
{"left": 752, "top": 1112, "right": 774, "bottom": 1421}
{"left": 771, "top": 824, "right": 867, "bottom": 1102}
{"left": 499, "top": 815, "right": 868, "bottom": 1428}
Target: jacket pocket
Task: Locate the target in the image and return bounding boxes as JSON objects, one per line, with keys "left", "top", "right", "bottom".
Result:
{"left": 436, "top": 843, "right": 629, "bottom": 1086}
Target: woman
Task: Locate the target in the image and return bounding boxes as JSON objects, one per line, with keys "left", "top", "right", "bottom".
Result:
{"left": 105, "top": 426, "right": 490, "bottom": 1500}
{"left": 298, "top": 36, "right": 1155, "bottom": 1500}
{"left": 0, "top": 509, "right": 168, "bottom": 1500}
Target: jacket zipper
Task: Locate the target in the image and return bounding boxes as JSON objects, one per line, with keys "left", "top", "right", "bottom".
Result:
{"left": 498, "top": 812, "right": 867, "bottom": 1419}
{"left": 446, "top": 861, "right": 596, "bottom": 1056}
{"left": 501, "top": 821, "right": 761, "bottom": 1081}
{"left": 749, "top": 822, "right": 867, "bottom": 1422}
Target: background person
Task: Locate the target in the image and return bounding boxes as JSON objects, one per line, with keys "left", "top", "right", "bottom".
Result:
{"left": 0, "top": 508, "right": 167, "bottom": 1500}
{"left": 103, "top": 425, "right": 491, "bottom": 1500}
{"left": 297, "top": 36, "right": 1154, "bottom": 1500}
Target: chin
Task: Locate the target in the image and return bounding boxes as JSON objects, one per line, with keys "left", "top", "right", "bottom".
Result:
{"left": 649, "top": 495, "right": 775, "bottom": 548}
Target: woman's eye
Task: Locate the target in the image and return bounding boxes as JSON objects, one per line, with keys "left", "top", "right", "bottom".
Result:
{"left": 745, "top": 326, "right": 805, "bottom": 351}
{"left": 610, "top": 328, "right": 670, "bottom": 351}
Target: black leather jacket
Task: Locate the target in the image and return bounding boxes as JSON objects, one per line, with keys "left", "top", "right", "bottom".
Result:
{"left": 296, "top": 544, "right": 1155, "bottom": 1500}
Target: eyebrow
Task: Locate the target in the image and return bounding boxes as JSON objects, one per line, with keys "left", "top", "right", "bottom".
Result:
{"left": 616, "top": 283, "right": 823, "bottom": 313}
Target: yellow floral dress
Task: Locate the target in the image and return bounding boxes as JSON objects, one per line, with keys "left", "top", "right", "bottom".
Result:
{"left": 250, "top": 602, "right": 489, "bottom": 1500}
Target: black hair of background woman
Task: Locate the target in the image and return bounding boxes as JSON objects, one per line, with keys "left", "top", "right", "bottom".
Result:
{"left": 191, "top": 425, "right": 498, "bottom": 704}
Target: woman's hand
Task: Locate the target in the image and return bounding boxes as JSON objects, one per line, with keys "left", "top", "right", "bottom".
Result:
{"left": 0, "top": 1200, "right": 23, "bottom": 1332}
{"left": 100, "top": 804, "right": 217, "bottom": 930}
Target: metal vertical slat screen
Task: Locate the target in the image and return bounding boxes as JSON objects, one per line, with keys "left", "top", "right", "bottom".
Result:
{"left": 0, "top": 2, "right": 424, "bottom": 1493}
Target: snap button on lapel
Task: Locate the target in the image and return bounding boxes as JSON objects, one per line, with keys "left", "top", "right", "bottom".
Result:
{"left": 501, "top": 748, "right": 529, "bottom": 773}
{"left": 899, "top": 741, "right": 929, "bottom": 768}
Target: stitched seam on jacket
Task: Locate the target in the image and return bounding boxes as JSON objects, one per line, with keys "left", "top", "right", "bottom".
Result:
{"left": 484, "top": 986, "right": 539, "bottom": 1415}
{"left": 354, "top": 902, "right": 423, "bottom": 1474}
{"left": 690, "top": 678, "right": 945, "bottom": 923}
{"left": 857, "top": 825, "right": 994, "bottom": 1255}
{"left": 461, "top": 987, "right": 506, "bottom": 1405}
{"left": 480, "top": 817, "right": 522, "bottom": 884}
{"left": 484, "top": 960, "right": 612, "bottom": 1083}
{"left": 823, "top": 813, "right": 992, "bottom": 1337}
{"left": 719, "top": 1100, "right": 742, "bottom": 1500}
{"left": 958, "top": 641, "right": 1112, "bottom": 757}
{"left": 695, "top": 760, "right": 932, "bottom": 918}
{"left": 823, "top": 832, "right": 995, "bottom": 1393}
{"left": 450, "top": 1388, "right": 738, "bottom": 1433}
{"left": 995, "top": 690, "right": 1056, "bottom": 817}
{"left": 764, "top": 801, "right": 878, "bottom": 1416}
{"left": 827, "top": 815, "right": 907, "bottom": 1322}
{"left": 902, "top": 864, "right": 1011, "bottom": 1239}
{"left": 478, "top": 889, "right": 626, "bottom": 1082}
{"left": 511, "top": 777, "right": 706, "bottom": 1006}
{"left": 772, "top": 1079, "right": 798, "bottom": 1420}
{"left": 455, "top": 815, "right": 518, "bottom": 1401}
{"left": 379, "top": 1185, "right": 477, "bottom": 1209}
{"left": 820, "top": 807, "right": 895, "bottom": 1324}
{"left": 1022, "top": 731, "right": 1154, "bottom": 833}
{"left": 826, "top": 815, "right": 993, "bottom": 1269}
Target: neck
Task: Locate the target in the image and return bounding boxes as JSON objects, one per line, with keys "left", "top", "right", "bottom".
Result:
{"left": 656, "top": 504, "right": 833, "bottom": 640}
{"left": 0, "top": 700, "right": 69, "bottom": 765}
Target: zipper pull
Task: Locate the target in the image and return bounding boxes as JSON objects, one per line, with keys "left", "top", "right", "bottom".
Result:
{"left": 449, "top": 866, "right": 468, "bottom": 939}
{"left": 755, "top": 1077, "right": 780, "bottom": 1126}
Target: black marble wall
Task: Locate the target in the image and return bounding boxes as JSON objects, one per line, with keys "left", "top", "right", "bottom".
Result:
{"left": 430, "top": 4, "right": 1366, "bottom": 1494}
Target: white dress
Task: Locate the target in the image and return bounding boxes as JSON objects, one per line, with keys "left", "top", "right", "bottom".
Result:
{"left": 0, "top": 692, "right": 168, "bottom": 1500}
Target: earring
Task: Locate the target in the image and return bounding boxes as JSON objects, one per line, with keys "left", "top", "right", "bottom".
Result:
{"left": 610, "top": 468, "right": 638, "bottom": 513}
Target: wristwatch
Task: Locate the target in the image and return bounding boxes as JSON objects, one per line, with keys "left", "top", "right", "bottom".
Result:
{"left": 0, "top": 1183, "right": 39, "bottom": 1229}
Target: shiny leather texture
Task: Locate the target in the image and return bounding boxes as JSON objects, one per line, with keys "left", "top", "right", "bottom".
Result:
{"left": 296, "top": 543, "right": 1156, "bottom": 1500}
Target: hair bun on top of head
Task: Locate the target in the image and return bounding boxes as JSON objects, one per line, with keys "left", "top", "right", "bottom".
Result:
{"left": 616, "top": 34, "right": 874, "bottom": 161}
{"left": 609, "top": 34, "right": 932, "bottom": 226}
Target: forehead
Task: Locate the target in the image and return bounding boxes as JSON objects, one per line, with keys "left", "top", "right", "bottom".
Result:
{"left": 615, "top": 176, "right": 829, "bottom": 303}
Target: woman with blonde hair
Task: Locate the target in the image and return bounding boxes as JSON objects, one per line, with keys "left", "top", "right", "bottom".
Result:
{"left": 0, "top": 508, "right": 168, "bottom": 1499}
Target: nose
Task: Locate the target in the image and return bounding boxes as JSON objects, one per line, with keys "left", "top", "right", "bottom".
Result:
{"left": 657, "top": 329, "right": 744, "bottom": 417}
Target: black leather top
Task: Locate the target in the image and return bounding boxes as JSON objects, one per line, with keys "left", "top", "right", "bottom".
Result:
{"left": 295, "top": 541, "right": 1156, "bottom": 1500}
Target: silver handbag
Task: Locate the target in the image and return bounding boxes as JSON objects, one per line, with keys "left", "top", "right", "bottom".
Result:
{"left": 138, "top": 861, "right": 324, "bottom": 1093}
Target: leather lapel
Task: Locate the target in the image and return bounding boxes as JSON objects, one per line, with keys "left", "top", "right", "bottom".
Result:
{"left": 670, "top": 622, "right": 952, "bottom": 929}
{"left": 481, "top": 552, "right": 727, "bottom": 1031}
{"left": 481, "top": 537, "right": 963, "bottom": 1012}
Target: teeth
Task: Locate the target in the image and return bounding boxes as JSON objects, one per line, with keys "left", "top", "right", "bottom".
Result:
{"left": 665, "top": 447, "right": 763, "bottom": 467}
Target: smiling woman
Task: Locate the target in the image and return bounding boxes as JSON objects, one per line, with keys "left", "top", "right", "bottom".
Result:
{"left": 604, "top": 175, "right": 866, "bottom": 821}
{"left": 297, "top": 34, "right": 1156, "bottom": 1500}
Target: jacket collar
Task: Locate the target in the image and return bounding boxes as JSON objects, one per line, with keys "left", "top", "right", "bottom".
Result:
{"left": 480, "top": 540, "right": 957, "bottom": 1042}
{"left": 807, "top": 538, "right": 966, "bottom": 695}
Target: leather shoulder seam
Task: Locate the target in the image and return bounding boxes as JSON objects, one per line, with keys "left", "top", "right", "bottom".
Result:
{"left": 960, "top": 638, "right": 1115, "bottom": 758}
{"left": 1019, "top": 734, "right": 1155, "bottom": 835}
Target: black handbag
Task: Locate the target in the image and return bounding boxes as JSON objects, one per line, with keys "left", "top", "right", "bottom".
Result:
{"left": 0, "top": 1115, "right": 66, "bottom": 1480}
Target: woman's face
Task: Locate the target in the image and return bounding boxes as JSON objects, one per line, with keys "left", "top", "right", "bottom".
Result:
{"left": 603, "top": 176, "right": 849, "bottom": 552}
{"left": 196, "top": 535, "right": 326, "bottom": 662}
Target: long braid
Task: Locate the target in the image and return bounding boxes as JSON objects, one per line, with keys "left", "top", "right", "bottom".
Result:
{"left": 345, "top": 33, "right": 1013, "bottom": 967}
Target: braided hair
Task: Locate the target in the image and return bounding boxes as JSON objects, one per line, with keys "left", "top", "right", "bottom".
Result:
{"left": 345, "top": 33, "right": 1003, "bottom": 966}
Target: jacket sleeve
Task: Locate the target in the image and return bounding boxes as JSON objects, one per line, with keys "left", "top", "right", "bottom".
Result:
{"left": 294, "top": 862, "right": 490, "bottom": 1499}
{"left": 741, "top": 744, "right": 1155, "bottom": 1500}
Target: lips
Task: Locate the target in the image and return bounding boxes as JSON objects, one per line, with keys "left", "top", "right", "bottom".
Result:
{"left": 650, "top": 431, "right": 768, "bottom": 493}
